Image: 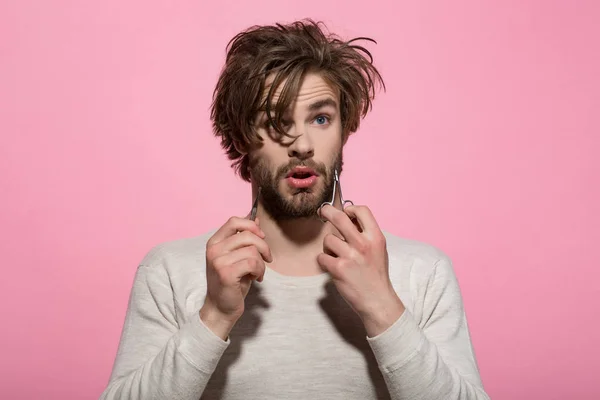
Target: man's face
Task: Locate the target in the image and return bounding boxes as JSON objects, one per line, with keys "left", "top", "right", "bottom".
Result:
{"left": 249, "top": 72, "right": 343, "bottom": 221}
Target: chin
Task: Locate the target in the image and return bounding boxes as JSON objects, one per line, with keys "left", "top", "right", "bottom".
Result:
{"left": 272, "top": 192, "right": 317, "bottom": 218}
{"left": 262, "top": 179, "right": 330, "bottom": 221}
{"left": 286, "top": 187, "right": 320, "bottom": 202}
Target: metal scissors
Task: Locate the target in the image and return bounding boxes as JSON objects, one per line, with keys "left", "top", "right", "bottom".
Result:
{"left": 249, "top": 187, "right": 261, "bottom": 221}
{"left": 318, "top": 169, "right": 353, "bottom": 222}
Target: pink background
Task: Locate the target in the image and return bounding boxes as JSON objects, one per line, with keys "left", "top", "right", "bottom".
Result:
{"left": 1, "top": 1, "right": 599, "bottom": 399}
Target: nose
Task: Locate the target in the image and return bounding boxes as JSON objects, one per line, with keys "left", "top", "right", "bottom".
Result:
{"left": 287, "top": 129, "right": 314, "bottom": 160}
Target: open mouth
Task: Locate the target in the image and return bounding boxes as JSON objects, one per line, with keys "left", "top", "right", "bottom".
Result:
{"left": 286, "top": 167, "right": 318, "bottom": 179}
{"left": 286, "top": 167, "right": 319, "bottom": 188}
{"left": 291, "top": 171, "right": 314, "bottom": 179}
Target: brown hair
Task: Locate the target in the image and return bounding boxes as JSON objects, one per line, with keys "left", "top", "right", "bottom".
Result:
{"left": 210, "top": 19, "right": 385, "bottom": 181}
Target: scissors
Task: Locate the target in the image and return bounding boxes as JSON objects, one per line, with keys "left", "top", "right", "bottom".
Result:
{"left": 318, "top": 169, "right": 353, "bottom": 222}
{"left": 249, "top": 187, "right": 261, "bottom": 221}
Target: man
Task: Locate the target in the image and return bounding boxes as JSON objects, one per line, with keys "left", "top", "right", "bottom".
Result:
{"left": 100, "top": 20, "right": 489, "bottom": 399}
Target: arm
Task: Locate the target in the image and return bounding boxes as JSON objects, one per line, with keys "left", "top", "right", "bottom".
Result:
{"left": 367, "top": 255, "right": 489, "bottom": 400}
{"left": 317, "top": 204, "right": 489, "bottom": 399}
{"left": 99, "top": 264, "right": 229, "bottom": 400}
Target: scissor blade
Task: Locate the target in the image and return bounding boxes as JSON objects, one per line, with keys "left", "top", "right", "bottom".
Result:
{"left": 250, "top": 187, "right": 261, "bottom": 221}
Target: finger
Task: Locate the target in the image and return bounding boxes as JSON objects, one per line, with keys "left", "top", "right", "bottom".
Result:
{"left": 347, "top": 212, "right": 363, "bottom": 232}
{"left": 213, "top": 245, "right": 261, "bottom": 267}
{"left": 317, "top": 253, "right": 342, "bottom": 278}
{"left": 343, "top": 205, "right": 382, "bottom": 238}
{"left": 230, "top": 257, "right": 266, "bottom": 283}
{"left": 208, "top": 217, "right": 265, "bottom": 246}
{"left": 323, "top": 233, "right": 351, "bottom": 258}
{"left": 219, "top": 231, "right": 272, "bottom": 262}
{"left": 319, "top": 204, "right": 362, "bottom": 246}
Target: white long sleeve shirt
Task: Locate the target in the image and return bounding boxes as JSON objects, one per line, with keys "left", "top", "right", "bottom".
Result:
{"left": 100, "top": 231, "right": 489, "bottom": 399}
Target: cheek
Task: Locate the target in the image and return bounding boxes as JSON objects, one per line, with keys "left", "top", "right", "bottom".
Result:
{"left": 249, "top": 148, "right": 286, "bottom": 181}
{"left": 258, "top": 140, "right": 288, "bottom": 163}
{"left": 315, "top": 130, "right": 343, "bottom": 157}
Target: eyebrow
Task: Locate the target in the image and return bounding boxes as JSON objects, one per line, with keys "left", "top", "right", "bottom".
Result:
{"left": 257, "top": 98, "right": 338, "bottom": 113}
{"left": 308, "top": 98, "right": 338, "bottom": 111}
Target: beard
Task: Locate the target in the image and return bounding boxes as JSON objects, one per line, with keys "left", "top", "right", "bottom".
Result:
{"left": 249, "top": 151, "right": 344, "bottom": 221}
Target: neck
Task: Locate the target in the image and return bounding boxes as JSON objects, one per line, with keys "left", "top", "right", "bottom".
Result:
{"left": 251, "top": 188, "right": 341, "bottom": 277}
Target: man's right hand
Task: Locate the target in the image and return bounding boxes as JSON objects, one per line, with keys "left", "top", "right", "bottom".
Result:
{"left": 199, "top": 217, "right": 272, "bottom": 340}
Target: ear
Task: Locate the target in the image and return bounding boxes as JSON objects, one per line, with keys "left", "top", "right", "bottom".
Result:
{"left": 232, "top": 139, "right": 248, "bottom": 155}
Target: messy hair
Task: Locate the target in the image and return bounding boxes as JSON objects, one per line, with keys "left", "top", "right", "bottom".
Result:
{"left": 210, "top": 19, "right": 385, "bottom": 181}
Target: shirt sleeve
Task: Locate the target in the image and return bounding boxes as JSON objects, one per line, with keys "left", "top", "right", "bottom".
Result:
{"left": 367, "top": 255, "right": 490, "bottom": 400}
{"left": 99, "top": 264, "right": 229, "bottom": 400}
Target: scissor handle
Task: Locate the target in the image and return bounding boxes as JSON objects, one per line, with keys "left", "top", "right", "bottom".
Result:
{"left": 342, "top": 200, "right": 354, "bottom": 208}
{"left": 318, "top": 201, "right": 333, "bottom": 222}
{"left": 318, "top": 200, "right": 354, "bottom": 222}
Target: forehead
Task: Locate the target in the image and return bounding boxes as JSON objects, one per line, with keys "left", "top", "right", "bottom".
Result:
{"left": 262, "top": 72, "right": 339, "bottom": 110}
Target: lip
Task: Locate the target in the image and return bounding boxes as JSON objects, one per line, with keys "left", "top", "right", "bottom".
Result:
{"left": 285, "top": 166, "right": 319, "bottom": 178}
{"left": 286, "top": 175, "right": 318, "bottom": 189}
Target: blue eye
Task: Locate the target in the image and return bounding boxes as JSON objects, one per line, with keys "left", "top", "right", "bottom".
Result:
{"left": 315, "top": 116, "right": 329, "bottom": 125}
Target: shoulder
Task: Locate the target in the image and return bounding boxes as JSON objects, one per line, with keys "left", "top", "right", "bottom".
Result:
{"left": 382, "top": 231, "right": 461, "bottom": 313}
{"left": 137, "top": 229, "right": 217, "bottom": 276}
{"left": 382, "top": 230, "right": 454, "bottom": 284}
{"left": 124, "top": 231, "right": 216, "bottom": 322}
{"left": 383, "top": 230, "right": 450, "bottom": 265}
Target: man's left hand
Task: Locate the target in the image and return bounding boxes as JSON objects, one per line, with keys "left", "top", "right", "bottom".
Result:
{"left": 317, "top": 204, "right": 405, "bottom": 337}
